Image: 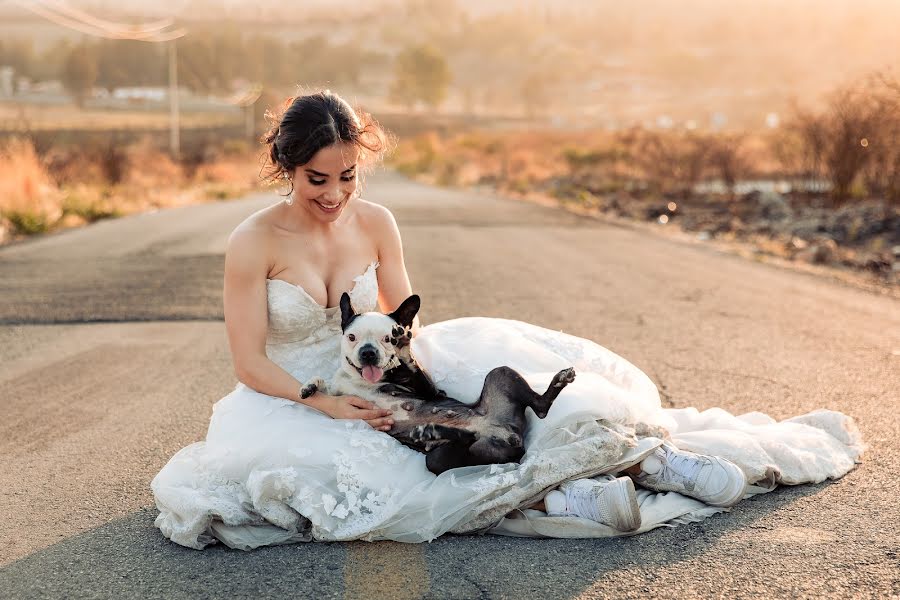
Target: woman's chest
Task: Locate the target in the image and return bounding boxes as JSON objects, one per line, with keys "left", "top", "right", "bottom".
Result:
{"left": 270, "top": 235, "right": 377, "bottom": 309}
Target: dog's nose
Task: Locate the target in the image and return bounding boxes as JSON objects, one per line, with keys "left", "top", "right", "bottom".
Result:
{"left": 359, "top": 345, "right": 379, "bottom": 365}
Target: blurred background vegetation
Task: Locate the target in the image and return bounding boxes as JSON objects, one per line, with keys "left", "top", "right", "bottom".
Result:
{"left": 1, "top": 0, "right": 898, "bottom": 282}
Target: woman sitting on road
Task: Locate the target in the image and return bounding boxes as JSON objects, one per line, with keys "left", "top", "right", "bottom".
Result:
{"left": 151, "top": 90, "right": 863, "bottom": 549}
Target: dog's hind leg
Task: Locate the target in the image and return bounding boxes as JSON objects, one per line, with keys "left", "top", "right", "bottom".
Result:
{"left": 531, "top": 367, "right": 576, "bottom": 417}
{"left": 478, "top": 366, "right": 575, "bottom": 419}
{"left": 467, "top": 434, "right": 524, "bottom": 466}
{"left": 411, "top": 423, "right": 478, "bottom": 445}
{"left": 424, "top": 442, "right": 473, "bottom": 474}
{"left": 523, "top": 367, "right": 575, "bottom": 419}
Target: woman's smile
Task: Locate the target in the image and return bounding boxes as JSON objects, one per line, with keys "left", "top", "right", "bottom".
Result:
{"left": 312, "top": 196, "right": 346, "bottom": 213}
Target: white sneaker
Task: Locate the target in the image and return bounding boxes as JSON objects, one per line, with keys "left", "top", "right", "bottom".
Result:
{"left": 634, "top": 442, "right": 748, "bottom": 507}
{"left": 545, "top": 476, "right": 641, "bottom": 531}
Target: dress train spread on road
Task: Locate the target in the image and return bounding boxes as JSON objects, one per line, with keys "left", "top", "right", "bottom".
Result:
{"left": 151, "top": 263, "right": 864, "bottom": 549}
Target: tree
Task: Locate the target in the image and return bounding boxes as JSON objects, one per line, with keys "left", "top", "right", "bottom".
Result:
{"left": 788, "top": 83, "right": 878, "bottom": 207}
{"left": 0, "top": 39, "right": 37, "bottom": 90}
{"left": 706, "top": 133, "right": 751, "bottom": 201}
{"left": 95, "top": 40, "right": 165, "bottom": 91}
{"left": 389, "top": 44, "right": 451, "bottom": 110}
{"left": 61, "top": 44, "right": 98, "bottom": 108}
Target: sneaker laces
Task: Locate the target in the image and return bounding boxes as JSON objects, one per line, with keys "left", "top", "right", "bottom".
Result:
{"left": 656, "top": 446, "right": 707, "bottom": 491}
{"left": 564, "top": 482, "right": 609, "bottom": 523}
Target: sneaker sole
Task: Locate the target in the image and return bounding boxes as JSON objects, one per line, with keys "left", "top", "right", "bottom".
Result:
{"left": 608, "top": 477, "right": 642, "bottom": 531}
{"left": 706, "top": 458, "right": 748, "bottom": 508}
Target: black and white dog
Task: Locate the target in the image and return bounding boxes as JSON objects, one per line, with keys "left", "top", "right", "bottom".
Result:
{"left": 299, "top": 293, "right": 576, "bottom": 474}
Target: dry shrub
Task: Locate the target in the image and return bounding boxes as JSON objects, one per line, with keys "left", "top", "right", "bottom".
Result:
{"left": 704, "top": 133, "right": 753, "bottom": 200}
{"left": 193, "top": 155, "right": 257, "bottom": 186}
{"left": 624, "top": 129, "right": 710, "bottom": 198}
{"left": 44, "top": 145, "right": 107, "bottom": 185}
{"left": 782, "top": 73, "right": 900, "bottom": 206}
{"left": 0, "top": 133, "right": 268, "bottom": 243}
{"left": 121, "top": 138, "right": 184, "bottom": 188}
{"left": 0, "top": 137, "right": 64, "bottom": 234}
{"left": 60, "top": 184, "right": 123, "bottom": 222}
{"left": 863, "top": 75, "right": 900, "bottom": 205}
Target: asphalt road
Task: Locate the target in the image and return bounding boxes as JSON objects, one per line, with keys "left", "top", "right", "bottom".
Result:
{"left": 1, "top": 172, "right": 898, "bottom": 599}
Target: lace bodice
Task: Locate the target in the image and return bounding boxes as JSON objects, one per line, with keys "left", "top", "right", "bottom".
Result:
{"left": 265, "top": 261, "right": 379, "bottom": 383}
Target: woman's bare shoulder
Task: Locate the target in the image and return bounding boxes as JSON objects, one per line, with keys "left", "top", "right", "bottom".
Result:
{"left": 226, "top": 207, "right": 280, "bottom": 271}
{"left": 228, "top": 206, "right": 280, "bottom": 246}
{"left": 354, "top": 199, "right": 399, "bottom": 233}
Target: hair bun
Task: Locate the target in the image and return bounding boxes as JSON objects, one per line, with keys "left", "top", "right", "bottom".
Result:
{"left": 261, "top": 90, "right": 389, "bottom": 188}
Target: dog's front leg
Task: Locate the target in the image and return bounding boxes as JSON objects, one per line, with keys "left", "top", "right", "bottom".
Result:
{"left": 299, "top": 377, "right": 327, "bottom": 399}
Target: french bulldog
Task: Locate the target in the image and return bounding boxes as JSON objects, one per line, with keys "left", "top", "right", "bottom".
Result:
{"left": 299, "top": 293, "right": 576, "bottom": 474}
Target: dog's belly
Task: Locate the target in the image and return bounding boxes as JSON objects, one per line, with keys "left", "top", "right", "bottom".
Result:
{"left": 366, "top": 393, "right": 493, "bottom": 434}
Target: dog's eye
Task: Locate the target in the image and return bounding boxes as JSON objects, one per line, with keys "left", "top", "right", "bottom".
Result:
{"left": 348, "top": 334, "right": 356, "bottom": 342}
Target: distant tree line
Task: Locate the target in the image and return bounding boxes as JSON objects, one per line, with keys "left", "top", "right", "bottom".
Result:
{"left": 1, "top": 30, "right": 388, "bottom": 98}
{"left": 2, "top": 31, "right": 455, "bottom": 112}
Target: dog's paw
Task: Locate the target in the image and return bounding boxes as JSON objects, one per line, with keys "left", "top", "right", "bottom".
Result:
{"left": 411, "top": 424, "right": 441, "bottom": 443}
{"left": 390, "top": 324, "right": 413, "bottom": 348}
{"left": 506, "top": 431, "right": 523, "bottom": 447}
{"left": 300, "top": 377, "right": 325, "bottom": 399}
{"left": 552, "top": 367, "right": 576, "bottom": 388}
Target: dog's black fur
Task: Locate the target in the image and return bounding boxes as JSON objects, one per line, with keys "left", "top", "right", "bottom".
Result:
{"left": 343, "top": 294, "right": 576, "bottom": 474}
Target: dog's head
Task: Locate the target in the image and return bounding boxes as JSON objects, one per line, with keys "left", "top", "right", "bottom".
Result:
{"left": 339, "top": 293, "right": 420, "bottom": 385}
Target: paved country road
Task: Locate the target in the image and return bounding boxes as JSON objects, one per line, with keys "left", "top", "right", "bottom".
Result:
{"left": 1, "top": 172, "right": 898, "bottom": 599}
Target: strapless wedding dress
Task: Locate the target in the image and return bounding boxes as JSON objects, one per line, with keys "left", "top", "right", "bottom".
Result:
{"left": 151, "top": 262, "right": 864, "bottom": 549}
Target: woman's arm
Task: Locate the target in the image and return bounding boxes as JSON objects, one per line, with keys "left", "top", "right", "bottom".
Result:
{"left": 372, "top": 205, "right": 422, "bottom": 334}
{"left": 223, "top": 225, "right": 393, "bottom": 428}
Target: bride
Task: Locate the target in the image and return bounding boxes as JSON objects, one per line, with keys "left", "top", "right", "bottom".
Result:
{"left": 151, "top": 91, "right": 864, "bottom": 550}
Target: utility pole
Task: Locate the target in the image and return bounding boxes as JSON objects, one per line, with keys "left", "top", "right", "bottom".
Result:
{"left": 18, "top": 0, "right": 187, "bottom": 158}
{"left": 168, "top": 39, "right": 180, "bottom": 157}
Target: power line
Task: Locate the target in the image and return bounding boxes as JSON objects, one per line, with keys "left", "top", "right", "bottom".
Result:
{"left": 38, "top": 0, "right": 175, "bottom": 38}
{"left": 18, "top": 1, "right": 184, "bottom": 40}
{"left": 16, "top": 0, "right": 187, "bottom": 155}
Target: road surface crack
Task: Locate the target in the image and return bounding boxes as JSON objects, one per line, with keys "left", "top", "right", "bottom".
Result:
{"left": 658, "top": 360, "right": 800, "bottom": 391}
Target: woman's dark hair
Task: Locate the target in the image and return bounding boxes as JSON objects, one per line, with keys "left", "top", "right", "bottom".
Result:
{"left": 261, "top": 90, "right": 391, "bottom": 191}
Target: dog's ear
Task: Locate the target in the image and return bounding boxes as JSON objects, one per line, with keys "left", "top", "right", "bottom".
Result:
{"left": 340, "top": 292, "right": 358, "bottom": 332}
{"left": 388, "top": 294, "right": 420, "bottom": 328}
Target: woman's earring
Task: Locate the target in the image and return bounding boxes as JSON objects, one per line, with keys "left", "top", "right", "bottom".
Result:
{"left": 283, "top": 172, "right": 293, "bottom": 206}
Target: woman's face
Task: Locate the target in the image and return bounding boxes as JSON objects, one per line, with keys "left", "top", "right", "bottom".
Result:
{"left": 290, "top": 142, "right": 360, "bottom": 222}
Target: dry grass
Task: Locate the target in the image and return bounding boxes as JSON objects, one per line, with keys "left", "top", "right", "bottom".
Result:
{"left": 389, "top": 128, "right": 775, "bottom": 196}
{"left": 0, "top": 103, "right": 238, "bottom": 132}
{"left": 0, "top": 137, "right": 64, "bottom": 235}
{"left": 0, "top": 136, "right": 265, "bottom": 243}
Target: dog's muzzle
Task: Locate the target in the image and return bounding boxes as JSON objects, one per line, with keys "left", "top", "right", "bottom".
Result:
{"left": 358, "top": 344, "right": 380, "bottom": 366}
{"left": 353, "top": 344, "right": 386, "bottom": 384}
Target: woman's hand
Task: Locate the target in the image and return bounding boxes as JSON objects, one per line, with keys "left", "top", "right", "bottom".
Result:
{"left": 319, "top": 394, "right": 394, "bottom": 431}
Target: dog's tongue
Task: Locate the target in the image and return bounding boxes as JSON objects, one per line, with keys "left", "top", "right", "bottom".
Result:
{"left": 362, "top": 366, "right": 384, "bottom": 383}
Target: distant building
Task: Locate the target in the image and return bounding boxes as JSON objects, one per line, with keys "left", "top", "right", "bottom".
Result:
{"left": 112, "top": 87, "right": 167, "bottom": 102}
{"left": 30, "top": 80, "right": 64, "bottom": 94}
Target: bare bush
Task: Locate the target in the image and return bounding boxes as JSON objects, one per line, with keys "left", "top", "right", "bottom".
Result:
{"left": 705, "top": 133, "right": 752, "bottom": 201}
{"left": 783, "top": 76, "right": 900, "bottom": 207}
{"left": 862, "top": 75, "right": 900, "bottom": 206}
{"left": 624, "top": 129, "right": 710, "bottom": 199}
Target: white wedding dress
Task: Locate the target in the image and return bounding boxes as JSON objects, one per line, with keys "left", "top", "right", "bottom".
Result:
{"left": 151, "top": 262, "right": 865, "bottom": 549}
